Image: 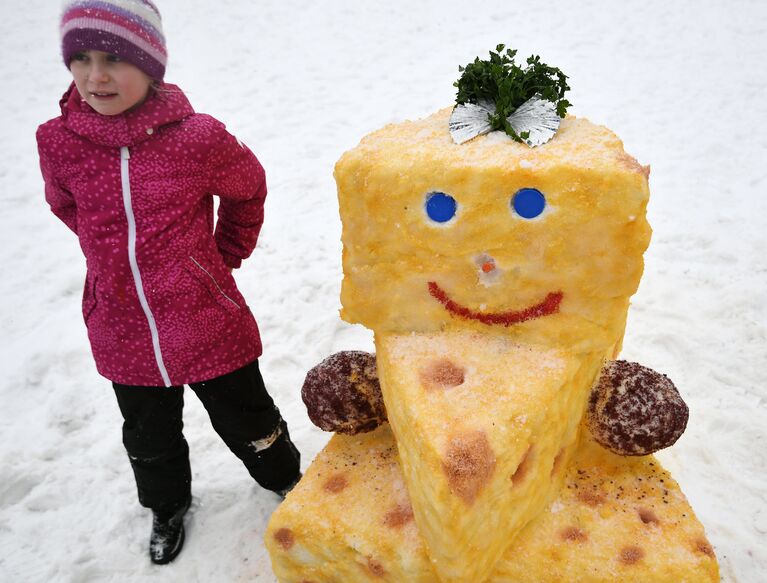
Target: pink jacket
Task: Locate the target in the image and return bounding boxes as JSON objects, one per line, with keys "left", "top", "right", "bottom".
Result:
{"left": 37, "top": 84, "right": 265, "bottom": 386}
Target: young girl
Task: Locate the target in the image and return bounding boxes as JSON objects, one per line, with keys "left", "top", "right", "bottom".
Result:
{"left": 37, "top": 0, "right": 301, "bottom": 565}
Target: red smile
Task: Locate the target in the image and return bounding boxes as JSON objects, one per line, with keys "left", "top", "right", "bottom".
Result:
{"left": 428, "top": 281, "right": 563, "bottom": 326}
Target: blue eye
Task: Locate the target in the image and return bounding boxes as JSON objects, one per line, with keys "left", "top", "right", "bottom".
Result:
{"left": 512, "top": 188, "right": 546, "bottom": 219}
{"left": 425, "top": 192, "right": 457, "bottom": 223}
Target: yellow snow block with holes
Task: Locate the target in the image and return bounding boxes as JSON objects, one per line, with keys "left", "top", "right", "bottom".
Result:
{"left": 335, "top": 110, "right": 651, "bottom": 355}
{"left": 374, "top": 331, "right": 604, "bottom": 582}
{"left": 265, "top": 424, "right": 719, "bottom": 583}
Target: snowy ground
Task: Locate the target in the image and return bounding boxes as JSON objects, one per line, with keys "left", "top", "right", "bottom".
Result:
{"left": 1, "top": 0, "right": 765, "bottom": 581}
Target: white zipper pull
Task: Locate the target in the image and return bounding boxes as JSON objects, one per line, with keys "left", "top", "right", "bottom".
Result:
{"left": 121, "top": 146, "right": 130, "bottom": 160}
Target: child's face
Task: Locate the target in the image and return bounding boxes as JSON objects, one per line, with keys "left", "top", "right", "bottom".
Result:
{"left": 69, "top": 50, "right": 152, "bottom": 116}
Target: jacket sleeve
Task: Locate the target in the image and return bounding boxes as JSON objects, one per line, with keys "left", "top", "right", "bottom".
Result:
{"left": 37, "top": 131, "right": 78, "bottom": 235}
{"left": 206, "top": 122, "right": 267, "bottom": 269}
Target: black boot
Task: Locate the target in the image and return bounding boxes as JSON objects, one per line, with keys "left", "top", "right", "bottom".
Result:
{"left": 275, "top": 472, "right": 302, "bottom": 500}
{"left": 149, "top": 496, "right": 191, "bottom": 564}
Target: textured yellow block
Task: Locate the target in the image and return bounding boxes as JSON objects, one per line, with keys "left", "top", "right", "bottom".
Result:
{"left": 375, "top": 331, "right": 604, "bottom": 582}
{"left": 265, "top": 425, "right": 719, "bottom": 583}
{"left": 335, "top": 110, "right": 651, "bottom": 354}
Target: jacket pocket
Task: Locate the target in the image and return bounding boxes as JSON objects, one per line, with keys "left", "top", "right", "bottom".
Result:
{"left": 186, "top": 255, "right": 242, "bottom": 314}
{"left": 82, "top": 273, "right": 98, "bottom": 325}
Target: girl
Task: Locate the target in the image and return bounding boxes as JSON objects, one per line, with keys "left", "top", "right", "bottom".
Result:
{"left": 37, "top": 0, "right": 301, "bottom": 565}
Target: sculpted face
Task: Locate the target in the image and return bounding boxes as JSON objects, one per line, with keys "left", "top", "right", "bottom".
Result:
{"left": 422, "top": 186, "right": 562, "bottom": 326}
{"left": 336, "top": 111, "right": 651, "bottom": 353}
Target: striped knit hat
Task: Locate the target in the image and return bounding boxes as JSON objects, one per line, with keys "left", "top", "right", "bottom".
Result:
{"left": 61, "top": 0, "right": 167, "bottom": 80}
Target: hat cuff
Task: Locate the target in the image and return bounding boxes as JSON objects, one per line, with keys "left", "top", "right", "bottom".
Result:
{"left": 62, "top": 29, "right": 166, "bottom": 80}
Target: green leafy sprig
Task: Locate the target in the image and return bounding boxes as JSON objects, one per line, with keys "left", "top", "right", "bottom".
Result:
{"left": 454, "top": 45, "right": 571, "bottom": 143}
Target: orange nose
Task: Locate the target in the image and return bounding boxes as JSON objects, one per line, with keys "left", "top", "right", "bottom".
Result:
{"left": 481, "top": 261, "right": 495, "bottom": 273}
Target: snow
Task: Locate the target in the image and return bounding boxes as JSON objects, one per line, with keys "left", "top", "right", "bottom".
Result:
{"left": 1, "top": 0, "right": 765, "bottom": 581}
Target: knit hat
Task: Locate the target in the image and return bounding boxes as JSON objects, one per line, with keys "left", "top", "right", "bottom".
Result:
{"left": 61, "top": 0, "right": 168, "bottom": 80}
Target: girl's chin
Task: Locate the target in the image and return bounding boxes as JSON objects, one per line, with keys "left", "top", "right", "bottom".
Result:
{"left": 86, "top": 93, "right": 148, "bottom": 116}
{"left": 88, "top": 98, "right": 128, "bottom": 115}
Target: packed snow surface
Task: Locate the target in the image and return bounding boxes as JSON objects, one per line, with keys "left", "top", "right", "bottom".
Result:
{"left": 1, "top": 0, "right": 765, "bottom": 581}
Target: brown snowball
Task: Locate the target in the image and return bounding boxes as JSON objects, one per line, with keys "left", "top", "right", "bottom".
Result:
{"left": 587, "top": 360, "right": 688, "bottom": 456}
{"left": 301, "top": 351, "right": 386, "bottom": 434}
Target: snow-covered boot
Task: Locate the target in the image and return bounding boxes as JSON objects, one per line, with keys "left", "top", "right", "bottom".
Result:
{"left": 149, "top": 497, "right": 191, "bottom": 564}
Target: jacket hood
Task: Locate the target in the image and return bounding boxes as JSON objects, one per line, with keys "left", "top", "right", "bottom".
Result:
{"left": 59, "top": 82, "right": 195, "bottom": 148}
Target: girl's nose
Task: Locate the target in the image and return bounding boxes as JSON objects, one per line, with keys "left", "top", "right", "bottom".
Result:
{"left": 481, "top": 259, "right": 496, "bottom": 273}
{"left": 88, "top": 64, "right": 109, "bottom": 83}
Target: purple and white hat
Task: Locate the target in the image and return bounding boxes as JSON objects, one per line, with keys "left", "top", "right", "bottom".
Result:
{"left": 61, "top": 0, "right": 168, "bottom": 80}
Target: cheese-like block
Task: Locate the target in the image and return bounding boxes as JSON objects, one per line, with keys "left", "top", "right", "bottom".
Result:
{"left": 375, "top": 331, "right": 604, "bottom": 582}
{"left": 335, "top": 110, "right": 651, "bottom": 354}
{"left": 265, "top": 424, "right": 719, "bottom": 583}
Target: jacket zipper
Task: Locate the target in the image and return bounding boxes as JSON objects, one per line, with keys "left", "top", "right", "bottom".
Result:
{"left": 120, "top": 146, "right": 172, "bottom": 387}
{"left": 189, "top": 256, "right": 241, "bottom": 310}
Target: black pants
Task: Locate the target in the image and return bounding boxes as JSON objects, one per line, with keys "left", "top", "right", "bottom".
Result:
{"left": 113, "top": 360, "right": 300, "bottom": 514}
